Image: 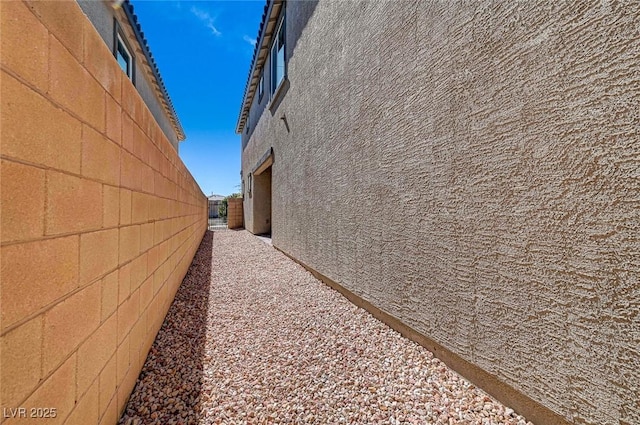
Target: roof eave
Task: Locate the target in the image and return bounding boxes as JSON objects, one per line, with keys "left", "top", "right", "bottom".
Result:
{"left": 120, "top": 0, "right": 186, "bottom": 142}
{"left": 235, "top": 0, "right": 284, "bottom": 134}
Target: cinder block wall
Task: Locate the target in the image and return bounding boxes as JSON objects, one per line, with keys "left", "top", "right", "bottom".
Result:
{"left": 227, "top": 198, "right": 244, "bottom": 229}
{"left": 241, "top": 1, "right": 639, "bottom": 424}
{"left": 0, "top": 2, "right": 207, "bottom": 424}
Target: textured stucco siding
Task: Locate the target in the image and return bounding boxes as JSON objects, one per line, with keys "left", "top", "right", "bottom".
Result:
{"left": 242, "top": 50, "right": 270, "bottom": 149}
{"left": 241, "top": 1, "right": 640, "bottom": 424}
{"left": 241, "top": 1, "right": 318, "bottom": 151}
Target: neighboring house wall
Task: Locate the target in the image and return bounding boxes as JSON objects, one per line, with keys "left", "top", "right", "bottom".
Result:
{"left": 207, "top": 196, "right": 225, "bottom": 218}
{"left": 208, "top": 200, "right": 220, "bottom": 218}
{"left": 239, "top": 2, "right": 640, "bottom": 425}
{"left": 77, "top": 0, "right": 181, "bottom": 151}
{"left": 208, "top": 201, "right": 217, "bottom": 218}
{"left": 0, "top": 2, "right": 208, "bottom": 423}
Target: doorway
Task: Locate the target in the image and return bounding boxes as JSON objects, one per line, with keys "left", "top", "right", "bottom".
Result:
{"left": 253, "top": 165, "right": 272, "bottom": 237}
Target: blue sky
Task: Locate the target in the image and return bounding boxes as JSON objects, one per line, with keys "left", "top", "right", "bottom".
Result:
{"left": 131, "top": 1, "right": 265, "bottom": 196}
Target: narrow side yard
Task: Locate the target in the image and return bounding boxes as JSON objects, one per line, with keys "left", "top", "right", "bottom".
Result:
{"left": 119, "top": 230, "right": 532, "bottom": 425}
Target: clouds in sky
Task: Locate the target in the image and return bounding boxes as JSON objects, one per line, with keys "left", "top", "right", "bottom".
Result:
{"left": 187, "top": 4, "right": 258, "bottom": 56}
{"left": 190, "top": 6, "right": 221, "bottom": 36}
{"left": 243, "top": 35, "right": 257, "bottom": 46}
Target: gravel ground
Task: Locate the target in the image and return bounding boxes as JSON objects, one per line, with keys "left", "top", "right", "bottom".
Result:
{"left": 120, "top": 230, "right": 533, "bottom": 425}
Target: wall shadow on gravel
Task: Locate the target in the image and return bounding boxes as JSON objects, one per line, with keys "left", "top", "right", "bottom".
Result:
{"left": 119, "top": 231, "right": 214, "bottom": 425}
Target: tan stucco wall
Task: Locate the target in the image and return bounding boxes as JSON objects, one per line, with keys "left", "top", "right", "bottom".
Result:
{"left": 1, "top": 2, "right": 207, "bottom": 423}
{"left": 241, "top": 2, "right": 640, "bottom": 424}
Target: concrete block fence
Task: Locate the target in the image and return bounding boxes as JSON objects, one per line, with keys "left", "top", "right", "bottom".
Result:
{"left": 1, "top": 2, "right": 208, "bottom": 423}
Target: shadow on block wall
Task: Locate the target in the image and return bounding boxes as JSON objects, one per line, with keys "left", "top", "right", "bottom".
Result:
{"left": 118, "top": 231, "right": 213, "bottom": 424}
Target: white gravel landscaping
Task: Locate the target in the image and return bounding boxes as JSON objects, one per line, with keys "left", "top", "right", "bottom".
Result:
{"left": 119, "top": 230, "right": 533, "bottom": 425}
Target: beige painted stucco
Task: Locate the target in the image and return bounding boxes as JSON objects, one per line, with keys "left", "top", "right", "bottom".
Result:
{"left": 240, "top": 1, "right": 640, "bottom": 425}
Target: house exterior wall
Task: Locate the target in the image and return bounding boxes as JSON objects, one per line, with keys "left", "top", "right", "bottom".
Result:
{"left": 241, "top": 60, "right": 269, "bottom": 151}
{"left": 0, "top": 2, "right": 207, "bottom": 423}
{"left": 77, "top": 0, "right": 181, "bottom": 151}
{"left": 240, "top": 2, "right": 640, "bottom": 425}
{"left": 240, "top": 0, "right": 317, "bottom": 151}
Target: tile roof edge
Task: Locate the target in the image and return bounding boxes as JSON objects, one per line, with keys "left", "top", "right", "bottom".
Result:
{"left": 235, "top": 0, "right": 277, "bottom": 134}
{"left": 122, "top": 0, "right": 186, "bottom": 141}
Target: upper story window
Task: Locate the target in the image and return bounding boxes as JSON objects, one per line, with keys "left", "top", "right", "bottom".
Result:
{"left": 270, "top": 14, "right": 285, "bottom": 96}
{"left": 116, "top": 34, "right": 133, "bottom": 79}
{"left": 114, "top": 20, "right": 134, "bottom": 82}
{"left": 258, "top": 72, "right": 264, "bottom": 102}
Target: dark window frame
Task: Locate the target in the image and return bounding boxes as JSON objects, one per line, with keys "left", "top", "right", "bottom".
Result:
{"left": 269, "top": 12, "right": 286, "bottom": 97}
{"left": 258, "top": 72, "right": 264, "bottom": 102}
{"left": 113, "top": 19, "right": 135, "bottom": 84}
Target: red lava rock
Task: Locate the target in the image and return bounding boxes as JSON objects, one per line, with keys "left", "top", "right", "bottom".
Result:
{"left": 119, "top": 230, "right": 532, "bottom": 425}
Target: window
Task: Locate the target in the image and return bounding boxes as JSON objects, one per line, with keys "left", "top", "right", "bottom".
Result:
{"left": 113, "top": 20, "right": 134, "bottom": 81}
{"left": 258, "top": 72, "right": 264, "bottom": 102}
{"left": 270, "top": 14, "right": 285, "bottom": 96}
{"left": 116, "top": 34, "right": 132, "bottom": 79}
{"left": 248, "top": 173, "right": 252, "bottom": 198}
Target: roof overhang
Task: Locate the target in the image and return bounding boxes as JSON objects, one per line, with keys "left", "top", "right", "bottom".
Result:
{"left": 115, "top": 0, "right": 186, "bottom": 141}
{"left": 235, "top": 0, "right": 284, "bottom": 134}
